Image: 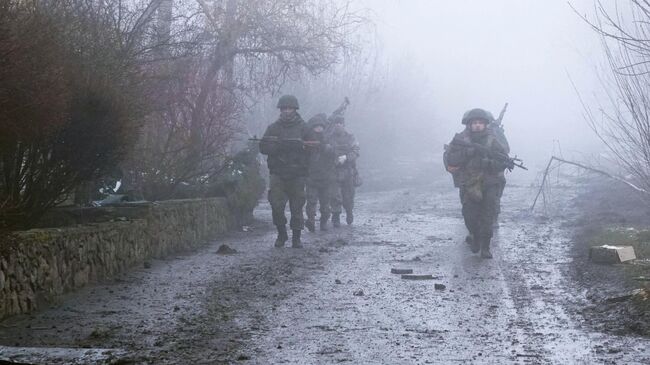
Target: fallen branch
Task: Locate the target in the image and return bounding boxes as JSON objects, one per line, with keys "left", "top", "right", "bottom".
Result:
{"left": 516, "top": 353, "right": 542, "bottom": 358}
{"left": 531, "top": 156, "right": 650, "bottom": 211}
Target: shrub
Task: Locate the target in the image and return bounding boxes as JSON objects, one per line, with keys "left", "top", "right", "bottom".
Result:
{"left": 0, "top": 2, "right": 144, "bottom": 230}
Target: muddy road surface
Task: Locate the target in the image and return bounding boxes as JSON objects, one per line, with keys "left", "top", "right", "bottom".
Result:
{"left": 1, "top": 178, "right": 649, "bottom": 364}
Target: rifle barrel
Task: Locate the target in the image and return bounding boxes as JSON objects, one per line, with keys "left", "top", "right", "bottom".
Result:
{"left": 449, "top": 139, "right": 527, "bottom": 171}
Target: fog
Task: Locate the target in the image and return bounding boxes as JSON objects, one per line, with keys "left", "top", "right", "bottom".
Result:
{"left": 362, "top": 1, "right": 606, "bottom": 171}
{"left": 244, "top": 0, "right": 611, "bottom": 184}
{"left": 5, "top": 2, "right": 650, "bottom": 361}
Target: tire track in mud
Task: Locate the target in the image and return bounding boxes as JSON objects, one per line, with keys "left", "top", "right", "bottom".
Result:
{"left": 229, "top": 185, "right": 650, "bottom": 364}
{"left": 1, "top": 183, "right": 649, "bottom": 364}
{"left": 236, "top": 188, "right": 544, "bottom": 363}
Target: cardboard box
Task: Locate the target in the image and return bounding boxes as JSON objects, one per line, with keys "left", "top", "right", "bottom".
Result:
{"left": 590, "top": 245, "right": 636, "bottom": 264}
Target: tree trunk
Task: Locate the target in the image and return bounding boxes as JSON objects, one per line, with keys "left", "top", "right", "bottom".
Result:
{"left": 187, "top": 0, "right": 237, "bottom": 171}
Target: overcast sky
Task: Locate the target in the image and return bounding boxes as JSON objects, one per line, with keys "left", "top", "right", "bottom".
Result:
{"left": 360, "top": 0, "right": 606, "bottom": 169}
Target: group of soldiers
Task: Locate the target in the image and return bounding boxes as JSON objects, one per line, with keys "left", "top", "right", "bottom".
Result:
{"left": 444, "top": 107, "right": 516, "bottom": 259}
{"left": 256, "top": 96, "right": 519, "bottom": 258}
{"left": 258, "top": 95, "right": 360, "bottom": 248}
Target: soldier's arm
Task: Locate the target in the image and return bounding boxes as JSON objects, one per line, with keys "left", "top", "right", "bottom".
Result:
{"left": 277, "top": 123, "right": 307, "bottom": 153}
{"left": 487, "top": 139, "right": 511, "bottom": 172}
{"left": 345, "top": 135, "right": 360, "bottom": 162}
{"left": 258, "top": 125, "right": 278, "bottom": 155}
{"left": 446, "top": 135, "right": 472, "bottom": 167}
{"left": 320, "top": 138, "right": 336, "bottom": 156}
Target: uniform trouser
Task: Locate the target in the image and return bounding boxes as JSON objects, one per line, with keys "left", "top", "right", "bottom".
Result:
{"left": 460, "top": 184, "right": 500, "bottom": 245}
{"left": 495, "top": 180, "right": 506, "bottom": 218}
{"left": 306, "top": 180, "right": 333, "bottom": 222}
{"left": 268, "top": 174, "right": 306, "bottom": 230}
{"left": 331, "top": 177, "right": 355, "bottom": 215}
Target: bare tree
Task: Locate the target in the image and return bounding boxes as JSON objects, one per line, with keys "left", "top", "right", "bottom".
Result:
{"left": 577, "top": 1, "right": 650, "bottom": 193}
{"left": 129, "top": 0, "right": 369, "bottom": 200}
{"left": 0, "top": 0, "right": 165, "bottom": 229}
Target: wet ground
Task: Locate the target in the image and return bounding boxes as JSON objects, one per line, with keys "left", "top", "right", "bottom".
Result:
{"left": 568, "top": 176, "right": 650, "bottom": 338}
{"left": 1, "top": 177, "right": 649, "bottom": 364}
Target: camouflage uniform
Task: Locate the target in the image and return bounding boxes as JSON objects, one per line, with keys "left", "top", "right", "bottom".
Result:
{"left": 445, "top": 108, "right": 508, "bottom": 258}
{"left": 304, "top": 114, "right": 337, "bottom": 231}
{"left": 259, "top": 95, "right": 309, "bottom": 247}
{"left": 488, "top": 123, "right": 510, "bottom": 224}
{"left": 329, "top": 119, "right": 360, "bottom": 226}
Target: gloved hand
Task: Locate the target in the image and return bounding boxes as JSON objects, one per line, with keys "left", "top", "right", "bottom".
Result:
{"left": 337, "top": 155, "right": 347, "bottom": 165}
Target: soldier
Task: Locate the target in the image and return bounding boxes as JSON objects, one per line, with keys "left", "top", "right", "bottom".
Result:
{"left": 304, "top": 114, "right": 336, "bottom": 232}
{"left": 259, "top": 95, "right": 309, "bottom": 248}
{"left": 445, "top": 108, "right": 509, "bottom": 259}
{"left": 328, "top": 115, "right": 360, "bottom": 227}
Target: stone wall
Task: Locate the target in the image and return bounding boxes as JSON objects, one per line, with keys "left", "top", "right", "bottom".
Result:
{"left": 0, "top": 198, "right": 234, "bottom": 320}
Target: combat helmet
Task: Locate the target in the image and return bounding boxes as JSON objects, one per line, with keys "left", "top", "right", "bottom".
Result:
{"left": 277, "top": 95, "right": 300, "bottom": 109}
{"left": 461, "top": 108, "right": 494, "bottom": 125}
{"left": 308, "top": 113, "right": 328, "bottom": 128}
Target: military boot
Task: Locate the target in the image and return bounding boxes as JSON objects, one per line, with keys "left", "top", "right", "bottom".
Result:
{"left": 305, "top": 218, "right": 316, "bottom": 233}
{"left": 346, "top": 211, "right": 354, "bottom": 225}
{"left": 291, "top": 229, "right": 303, "bottom": 248}
{"left": 332, "top": 213, "right": 341, "bottom": 228}
{"left": 480, "top": 239, "right": 493, "bottom": 259}
{"left": 470, "top": 235, "right": 480, "bottom": 254}
{"left": 274, "top": 226, "right": 288, "bottom": 248}
{"left": 465, "top": 234, "right": 474, "bottom": 246}
{"left": 320, "top": 217, "right": 329, "bottom": 231}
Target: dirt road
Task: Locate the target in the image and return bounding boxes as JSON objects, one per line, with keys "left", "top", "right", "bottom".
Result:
{"left": 1, "top": 179, "right": 649, "bottom": 364}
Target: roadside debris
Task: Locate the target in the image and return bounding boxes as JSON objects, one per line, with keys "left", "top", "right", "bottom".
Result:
{"left": 401, "top": 274, "right": 436, "bottom": 280}
{"left": 633, "top": 288, "right": 650, "bottom": 301}
{"left": 329, "top": 239, "right": 348, "bottom": 247}
{"left": 216, "top": 244, "right": 238, "bottom": 255}
{"left": 589, "top": 245, "right": 636, "bottom": 264}
{"left": 391, "top": 268, "right": 413, "bottom": 275}
{"left": 434, "top": 284, "right": 446, "bottom": 291}
{"left": 353, "top": 289, "right": 364, "bottom": 296}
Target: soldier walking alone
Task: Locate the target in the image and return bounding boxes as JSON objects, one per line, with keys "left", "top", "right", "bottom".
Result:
{"left": 444, "top": 108, "right": 510, "bottom": 259}
{"left": 329, "top": 116, "right": 360, "bottom": 227}
{"left": 259, "top": 95, "right": 309, "bottom": 248}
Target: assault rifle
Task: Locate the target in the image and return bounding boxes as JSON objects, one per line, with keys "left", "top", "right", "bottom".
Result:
{"left": 449, "top": 139, "right": 527, "bottom": 171}
{"left": 493, "top": 102, "right": 508, "bottom": 127}
{"left": 331, "top": 97, "right": 350, "bottom": 118}
{"left": 489, "top": 102, "right": 511, "bottom": 153}
{"left": 325, "top": 97, "right": 350, "bottom": 135}
{"left": 248, "top": 136, "right": 321, "bottom": 147}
